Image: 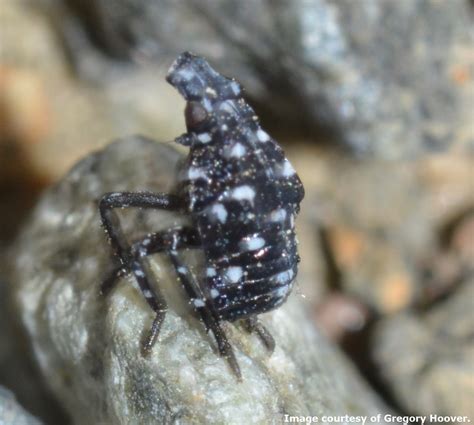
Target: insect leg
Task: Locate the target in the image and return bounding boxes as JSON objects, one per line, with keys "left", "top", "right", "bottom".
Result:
{"left": 130, "top": 246, "right": 168, "bottom": 357}
{"left": 100, "top": 265, "right": 128, "bottom": 296}
{"left": 128, "top": 228, "right": 201, "bottom": 355}
{"left": 98, "top": 191, "right": 184, "bottom": 294}
{"left": 166, "top": 234, "right": 242, "bottom": 380}
{"left": 242, "top": 317, "right": 276, "bottom": 353}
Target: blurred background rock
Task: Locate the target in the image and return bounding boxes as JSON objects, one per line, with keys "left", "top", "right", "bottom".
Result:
{"left": 0, "top": 0, "right": 472, "bottom": 423}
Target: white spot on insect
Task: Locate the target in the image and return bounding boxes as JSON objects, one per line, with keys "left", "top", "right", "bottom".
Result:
{"left": 143, "top": 289, "right": 153, "bottom": 298}
{"left": 290, "top": 214, "right": 295, "bottom": 227}
{"left": 239, "top": 235, "right": 265, "bottom": 252}
{"left": 202, "top": 98, "right": 213, "bottom": 111}
{"left": 177, "top": 266, "right": 187, "bottom": 274}
{"left": 205, "top": 87, "right": 217, "bottom": 97}
{"left": 273, "top": 284, "right": 291, "bottom": 299}
{"left": 223, "top": 142, "right": 246, "bottom": 159}
{"left": 225, "top": 266, "right": 243, "bottom": 283}
{"left": 275, "top": 160, "right": 296, "bottom": 177}
{"left": 219, "top": 100, "right": 237, "bottom": 115}
{"left": 230, "top": 143, "right": 246, "bottom": 158}
{"left": 193, "top": 298, "right": 205, "bottom": 308}
{"left": 257, "top": 129, "right": 270, "bottom": 142}
{"left": 230, "top": 185, "right": 255, "bottom": 204}
{"left": 176, "top": 68, "right": 194, "bottom": 81}
{"left": 273, "top": 269, "right": 295, "bottom": 284}
{"left": 230, "top": 81, "right": 241, "bottom": 95}
{"left": 268, "top": 208, "right": 287, "bottom": 222}
{"left": 208, "top": 203, "right": 228, "bottom": 223}
{"left": 187, "top": 167, "right": 207, "bottom": 180}
{"left": 210, "top": 288, "right": 219, "bottom": 298}
{"left": 206, "top": 267, "right": 217, "bottom": 277}
{"left": 197, "top": 132, "right": 212, "bottom": 143}
{"left": 221, "top": 124, "right": 228, "bottom": 131}
{"left": 135, "top": 269, "right": 145, "bottom": 278}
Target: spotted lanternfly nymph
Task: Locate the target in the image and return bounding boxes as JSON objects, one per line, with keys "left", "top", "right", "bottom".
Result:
{"left": 99, "top": 52, "right": 304, "bottom": 379}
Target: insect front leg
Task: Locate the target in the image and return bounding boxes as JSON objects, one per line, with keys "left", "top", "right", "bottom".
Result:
{"left": 100, "top": 265, "right": 128, "bottom": 296}
{"left": 99, "top": 191, "right": 185, "bottom": 355}
{"left": 99, "top": 191, "right": 184, "bottom": 294}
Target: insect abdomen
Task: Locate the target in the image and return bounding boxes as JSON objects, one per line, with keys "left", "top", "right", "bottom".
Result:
{"left": 196, "top": 197, "right": 299, "bottom": 320}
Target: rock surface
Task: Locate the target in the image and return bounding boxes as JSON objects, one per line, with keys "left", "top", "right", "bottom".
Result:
{"left": 51, "top": 0, "right": 473, "bottom": 157}
{"left": 372, "top": 278, "right": 474, "bottom": 419}
{"left": 0, "top": 277, "right": 70, "bottom": 425}
{"left": 0, "top": 386, "right": 42, "bottom": 425}
{"left": 6, "top": 137, "right": 389, "bottom": 424}
{"left": 290, "top": 146, "right": 474, "bottom": 315}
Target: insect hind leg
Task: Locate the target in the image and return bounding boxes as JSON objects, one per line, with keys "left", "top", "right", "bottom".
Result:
{"left": 242, "top": 317, "right": 275, "bottom": 353}
{"left": 167, "top": 234, "right": 242, "bottom": 380}
{"left": 129, "top": 228, "right": 201, "bottom": 355}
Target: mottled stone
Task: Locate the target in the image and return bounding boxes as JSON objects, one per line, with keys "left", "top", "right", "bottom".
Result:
{"left": 291, "top": 145, "right": 474, "bottom": 314}
{"left": 0, "top": 0, "right": 184, "bottom": 184}
{"left": 7, "top": 137, "right": 388, "bottom": 424}
{"left": 0, "top": 386, "right": 43, "bottom": 425}
{"left": 51, "top": 0, "right": 473, "bottom": 157}
{"left": 0, "top": 276, "right": 70, "bottom": 425}
{"left": 372, "top": 279, "right": 474, "bottom": 418}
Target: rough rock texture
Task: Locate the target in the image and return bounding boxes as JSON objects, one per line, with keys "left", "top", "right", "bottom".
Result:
{"left": 0, "top": 386, "right": 42, "bottom": 425}
{"left": 372, "top": 279, "right": 474, "bottom": 419}
{"left": 50, "top": 0, "right": 473, "bottom": 157}
{"left": 2, "top": 2, "right": 473, "bottom": 422}
{"left": 290, "top": 146, "right": 474, "bottom": 314}
{"left": 0, "top": 0, "right": 184, "bottom": 184}
{"left": 6, "top": 137, "right": 389, "bottom": 424}
{"left": 0, "top": 277, "right": 70, "bottom": 424}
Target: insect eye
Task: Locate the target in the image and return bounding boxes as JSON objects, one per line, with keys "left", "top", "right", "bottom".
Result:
{"left": 185, "top": 101, "right": 208, "bottom": 130}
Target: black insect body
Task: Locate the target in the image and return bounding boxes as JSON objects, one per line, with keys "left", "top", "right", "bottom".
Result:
{"left": 100, "top": 52, "right": 304, "bottom": 379}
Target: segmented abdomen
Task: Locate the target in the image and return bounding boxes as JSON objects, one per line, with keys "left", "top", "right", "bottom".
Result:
{"left": 181, "top": 125, "right": 303, "bottom": 320}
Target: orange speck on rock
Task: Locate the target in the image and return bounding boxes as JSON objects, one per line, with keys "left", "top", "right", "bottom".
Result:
{"left": 450, "top": 65, "right": 471, "bottom": 85}
{"left": 0, "top": 66, "right": 52, "bottom": 146}
{"left": 327, "top": 226, "right": 365, "bottom": 268}
{"left": 379, "top": 273, "right": 413, "bottom": 313}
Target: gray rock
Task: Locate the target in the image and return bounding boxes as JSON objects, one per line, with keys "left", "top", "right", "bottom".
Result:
{"left": 50, "top": 0, "right": 472, "bottom": 157}
{"left": 372, "top": 278, "right": 474, "bottom": 418}
{"left": 292, "top": 148, "right": 474, "bottom": 314}
{"left": 7, "top": 136, "right": 389, "bottom": 424}
{"left": 0, "top": 386, "right": 43, "bottom": 425}
{"left": 0, "top": 277, "right": 70, "bottom": 425}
